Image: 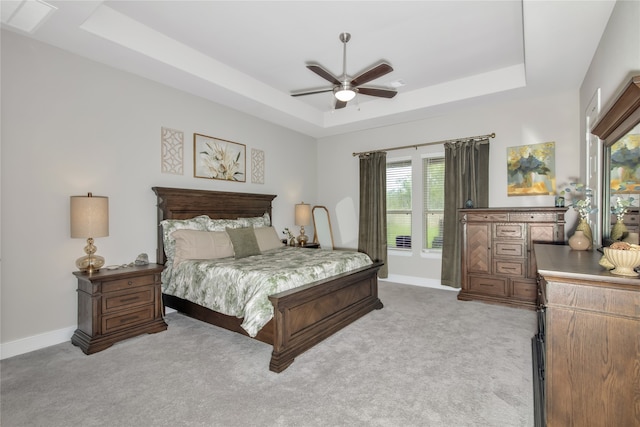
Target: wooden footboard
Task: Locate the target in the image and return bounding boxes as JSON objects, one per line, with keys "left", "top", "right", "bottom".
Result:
{"left": 268, "top": 261, "right": 383, "bottom": 372}
{"left": 162, "top": 261, "right": 383, "bottom": 372}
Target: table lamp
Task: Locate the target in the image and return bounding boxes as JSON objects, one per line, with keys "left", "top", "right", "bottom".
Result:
{"left": 70, "top": 192, "right": 109, "bottom": 273}
{"left": 295, "top": 202, "right": 311, "bottom": 246}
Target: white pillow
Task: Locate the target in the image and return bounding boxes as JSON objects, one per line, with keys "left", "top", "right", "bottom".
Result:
{"left": 237, "top": 212, "right": 271, "bottom": 228}
{"left": 171, "top": 229, "right": 234, "bottom": 266}
{"left": 254, "top": 226, "right": 284, "bottom": 252}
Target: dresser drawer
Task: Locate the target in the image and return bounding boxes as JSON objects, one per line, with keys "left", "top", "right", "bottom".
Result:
{"left": 512, "top": 279, "right": 538, "bottom": 301}
{"left": 495, "top": 259, "right": 525, "bottom": 276}
{"left": 510, "top": 212, "right": 562, "bottom": 222}
{"left": 468, "top": 276, "right": 508, "bottom": 296}
{"left": 495, "top": 223, "right": 523, "bottom": 238}
{"left": 494, "top": 241, "right": 524, "bottom": 257}
{"left": 467, "top": 213, "right": 509, "bottom": 222}
{"left": 102, "top": 286, "right": 155, "bottom": 313}
{"left": 102, "top": 274, "right": 156, "bottom": 293}
{"left": 102, "top": 305, "right": 156, "bottom": 334}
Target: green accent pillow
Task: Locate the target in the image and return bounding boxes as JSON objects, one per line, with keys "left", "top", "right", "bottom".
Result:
{"left": 226, "top": 227, "right": 261, "bottom": 259}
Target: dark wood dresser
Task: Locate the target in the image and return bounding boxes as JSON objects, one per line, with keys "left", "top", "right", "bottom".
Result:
{"left": 533, "top": 244, "right": 640, "bottom": 426}
{"left": 71, "top": 264, "right": 167, "bottom": 354}
{"left": 458, "top": 207, "right": 566, "bottom": 309}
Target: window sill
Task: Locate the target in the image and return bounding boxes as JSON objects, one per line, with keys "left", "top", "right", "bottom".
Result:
{"left": 388, "top": 249, "right": 412, "bottom": 257}
{"left": 421, "top": 250, "right": 442, "bottom": 259}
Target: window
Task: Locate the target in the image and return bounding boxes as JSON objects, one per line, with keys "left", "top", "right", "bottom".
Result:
{"left": 423, "top": 157, "right": 445, "bottom": 250}
{"left": 386, "top": 160, "right": 412, "bottom": 249}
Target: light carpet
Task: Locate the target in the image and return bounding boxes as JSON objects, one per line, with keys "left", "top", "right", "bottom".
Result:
{"left": 1, "top": 283, "right": 535, "bottom": 426}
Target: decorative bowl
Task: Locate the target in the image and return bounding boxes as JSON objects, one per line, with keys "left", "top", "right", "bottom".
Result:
{"left": 603, "top": 247, "right": 640, "bottom": 277}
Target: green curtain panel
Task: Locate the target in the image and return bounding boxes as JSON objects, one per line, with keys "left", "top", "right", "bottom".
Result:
{"left": 441, "top": 140, "right": 490, "bottom": 288}
{"left": 358, "top": 151, "right": 388, "bottom": 278}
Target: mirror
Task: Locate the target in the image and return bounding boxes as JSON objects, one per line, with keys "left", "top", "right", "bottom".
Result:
{"left": 312, "top": 206, "right": 334, "bottom": 250}
{"left": 592, "top": 75, "right": 640, "bottom": 245}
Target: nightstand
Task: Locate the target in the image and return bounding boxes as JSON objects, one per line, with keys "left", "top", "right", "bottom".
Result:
{"left": 300, "top": 242, "right": 320, "bottom": 248}
{"left": 71, "top": 264, "right": 167, "bottom": 354}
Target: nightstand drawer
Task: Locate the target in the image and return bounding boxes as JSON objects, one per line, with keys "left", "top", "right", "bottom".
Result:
{"left": 102, "top": 274, "right": 155, "bottom": 293}
{"left": 102, "top": 286, "right": 154, "bottom": 313}
{"left": 469, "top": 276, "right": 507, "bottom": 296}
{"left": 494, "top": 241, "right": 524, "bottom": 257}
{"left": 102, "top": 305, "right": 155, "bottom": 334}
{"left": 495, "top": 259, "right": 525, "bottom": 276}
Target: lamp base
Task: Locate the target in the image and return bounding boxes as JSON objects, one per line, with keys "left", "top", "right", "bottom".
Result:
{"left": 297, "top": 226, "right": 309, "bottom": 246}
{"left": 76, "top": 254, "right": 105, "bottom": 273}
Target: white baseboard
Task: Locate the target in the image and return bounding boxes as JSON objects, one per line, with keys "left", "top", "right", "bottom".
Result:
{"left": 381, "top": 274, "right": 459, "bottom": 292}
{"left": 1, "top": 308, "right": 178, "bottom": 360}
{"left": 0, "top": 325, "right": 76, "bottom": 360}
{"left": 0, "top": 281, "right": 445, "bottom": 360}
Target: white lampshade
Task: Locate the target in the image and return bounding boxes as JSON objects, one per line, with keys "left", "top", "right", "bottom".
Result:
{"left": 70, "top": 192, "right": 109, "bottom": 272}
{"left": 295, "top": 202, "right": 311, "bottom": 226}
{"left": 70, "top": 193, "right": 109, "bottom": 238}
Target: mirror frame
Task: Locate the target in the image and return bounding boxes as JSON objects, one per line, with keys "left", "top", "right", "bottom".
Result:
{"left": 591, "top": 75, "right": 640, "bottom": 245}
{"left": 312, "top": 205, "right": 334, "bottom": 250}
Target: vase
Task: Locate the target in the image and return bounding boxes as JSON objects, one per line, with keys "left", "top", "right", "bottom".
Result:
{"left": 568, "top": 230, "right": 590, "bottom": 251}
{"left": 575, "top": 218, "right": 593, "bottom": 249}
{"left": 610, "top": 219, "right": 627, "bottom": 241}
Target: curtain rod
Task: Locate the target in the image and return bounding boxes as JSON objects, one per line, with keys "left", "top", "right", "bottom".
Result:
{"left": 352, "top": 132, "right": 496, "bottom": 157}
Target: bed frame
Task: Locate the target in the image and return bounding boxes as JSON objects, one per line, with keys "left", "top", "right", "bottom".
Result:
{"left": 152, "top": 187, "right": 383, "bottom": 372}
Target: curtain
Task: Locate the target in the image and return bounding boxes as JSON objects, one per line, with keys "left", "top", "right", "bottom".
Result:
{"left": 441, "top": 140, "right": 490, "bottom": 288}
{"left": 358, "top": 151, "right": 388, "bottom": 278}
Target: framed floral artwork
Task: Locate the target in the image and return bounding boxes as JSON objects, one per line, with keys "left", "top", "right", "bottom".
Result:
{"left": 194, "top": 133, "right": 246, "bottom": 182}
{"left": 507, "top": 142, "right": 556, "bottom": 196}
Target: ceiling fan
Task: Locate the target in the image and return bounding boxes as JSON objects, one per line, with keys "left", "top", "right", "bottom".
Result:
{"left": 291, "top": 33, "right": 397, "bottom": 109}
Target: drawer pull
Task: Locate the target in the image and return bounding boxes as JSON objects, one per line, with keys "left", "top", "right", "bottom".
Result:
{"left": 128, "top": 281, "right": 134, "bottom": 285}
{"left": 119, "top": 296, "right": 140, "bottom": 303}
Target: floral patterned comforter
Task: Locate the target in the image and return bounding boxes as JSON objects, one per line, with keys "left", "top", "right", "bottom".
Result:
{"left": 162, "top": 247, "right": 373, "bottom": 337}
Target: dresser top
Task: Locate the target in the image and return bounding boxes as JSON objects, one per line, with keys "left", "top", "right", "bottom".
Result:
{"left": 534, "top": 244, "right": 640, "bottom": 287}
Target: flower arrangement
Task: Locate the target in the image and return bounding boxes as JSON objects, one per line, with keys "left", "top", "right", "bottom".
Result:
{"left": 562, "top": 182, "right": 597, "bottom": 220}
{"left": 283, "top": 228, "right": 294, "bottom": 239}
{"left": 611, "top": 195, "right": 636, "bottom": 221}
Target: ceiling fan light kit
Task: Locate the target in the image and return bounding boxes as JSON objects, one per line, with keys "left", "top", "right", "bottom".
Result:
{"left": 292, "top": 32, "right": 397, "bottom": 109}
{"left": 334, "top": 87, "right": 356, "bottom": 102}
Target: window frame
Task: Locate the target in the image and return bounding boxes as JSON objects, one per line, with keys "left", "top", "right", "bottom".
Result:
{"left": 386, "top": 158, "right": 413, "bottom": 251}
{"left": 422, "top": 154, "right": 445, "bottom": 253}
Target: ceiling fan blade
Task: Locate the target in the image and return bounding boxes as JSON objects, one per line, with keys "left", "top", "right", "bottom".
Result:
{"left": 306, "top": 64, "right": 341, "bottom": 85}
{"left": 291, "top": 88, "right": 334, "bottom": 97}
{"left": 351, "top": 63, "right": 393, "bottom": 87}
{"left": 357, "top": 87, "right": 397, "bottom": 98}
{"left": 334, "top": 99, "right": 347, "bottom": 109}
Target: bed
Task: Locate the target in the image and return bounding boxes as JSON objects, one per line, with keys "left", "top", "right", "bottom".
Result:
{"left": 152, "top": 187, "right": 383, "bottom": 372}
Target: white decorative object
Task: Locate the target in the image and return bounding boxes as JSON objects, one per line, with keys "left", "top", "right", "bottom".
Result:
{"left": 161, "top": 127, "right": 184, "bottom": 175}
{"left": 251, "top": 148, "right": 265, "bottom": 184}
{"left": 603, "top": 247, "right": 640, "bottom": 277}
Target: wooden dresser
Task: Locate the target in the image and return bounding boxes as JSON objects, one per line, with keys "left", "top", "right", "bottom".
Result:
{"left": 71, "top": 264, "right": 167, "bottom": 354}
{"left": 458, "top": 207, "right": 566, "bottom": 309}
{"left": 533, "top": 244, "right": 640, "bottom": 426}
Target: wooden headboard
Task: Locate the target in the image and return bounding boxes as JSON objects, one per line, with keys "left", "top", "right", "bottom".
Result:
{"left": 152, "top": 187, "right": 277, "bottom": 265}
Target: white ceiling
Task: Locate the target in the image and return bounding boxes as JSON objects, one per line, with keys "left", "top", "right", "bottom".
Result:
{"left": 1, "top": 1, "right": 616, "bottom": 138}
